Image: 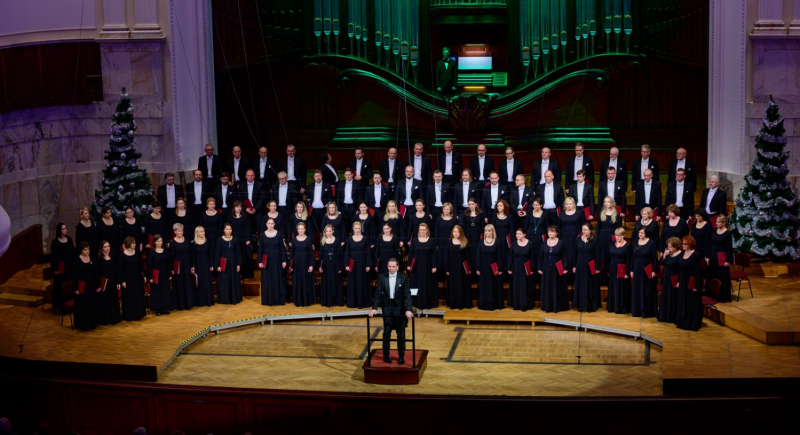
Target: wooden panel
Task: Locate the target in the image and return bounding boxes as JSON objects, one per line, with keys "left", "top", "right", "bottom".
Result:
{"left": 72, "top": 389, "right": 154, "bottom": 435}
{"left": 251, "top": 399, "right": 334, "bottom": 434}
{"left": 162, "top": 395, "right": 244, "bottom": 435}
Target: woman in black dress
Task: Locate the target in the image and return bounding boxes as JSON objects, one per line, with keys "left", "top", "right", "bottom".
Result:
{"left": 355, "top": 202, "right": 376, "bottom": 248}
{"left": 229, "top": 201, "right": 254, "bottom": 280}
{"left": 475, "top": 224, "right": 505, "bottom": 310}
{"left": 597, "top": 196, "right": 623, "bottom": 284}
{"left": 120, "top": 237, "right": 147, "bottom": 321}
{"left": 318, "top": 224, "right": 343, "bottom": 307}
{"left": 191, "top": 226, "right": 215, "bottom": 306}
{"left": 631, "top": 226, "right": 658, "bottom": 318}
{"left": 50, "top": 222, "right": 75, "bottom": 310}
{"left": 634, "top": 207, "right": 659, "bottom": 246}
{"left": 289, "top": 201, "right": 309, "bottom": 242}
{"left": 322, "top": 202, "right": 346, "bottom": 242}
{"left": 383, "top": 200, "right": 406, "bottom": 248}
{"left": 492, "top": 199, "right": 514, "bottom": 257}
{"left": 198, "top": 198, "right": 224, "bottom": 251}
{"left": 172, "top": 198, "right": 193, "bottom": 245}
{"left": 658, "top": 237, "right": 683, "bottom": 323}
{"left": 444, "top": 225, "right": 472, "bottom": 309}
{"left": 97, "top": 206, "right": 120, "bottom": 255}
{"left": 120, "top": 207, "right": 143, "bottom": 253}
{"left": 94, "top": 240, "right": 122, "bottom": 325}
{"left": 573, "top": 223, "right": 602, "bottom": 312}
{"left": 659, "top": 205, "right": 690, "bottom": 251}
{"left": 707, "top": 214, "right": 734, "bottom": 303}
{"left": 539, "top": 225, "right": 569, "bottom": 313}
{"left": 375, "top": 222, "right": 401, "bottom": 275}
{"left": 676, "top": 235, "right": 704, "bottom": 331}
{"left": 460, "top": 198, "right": 486, "bottom": 283}
{"left": 289, "top": 221, "right": 315, "bottom": 306}
{"left": 345, "top": 221, "right": 372, "bottom": 308}
{"left": 408, "top": 223, "right": 438, "bottom": 310}
{"left": 170, "top": 223, "right": 194, "bottom": 310}
{"left": 75, "top": 208, "right": 99, "bottom": 258}
{"left": 260, "top": 200, "right": 284, "bottom": 239}
{"left": 524, "top": 199, "right": 546, "bottom": 304}
{"left": 691, "top": 209, "right": 713, "bottom": 265}
{"left": 558, "top": 197, "right": 584, "bottom": 271}
{"left": 257, "top": 218, "right": 288, "bottom": 306}
{"left": 507, "top": 227, "right": 534, "bottom": 311}
{"left": 145, "top": 202, "right": 168, "bottom": 250}
{"left": 606, "top": 227, "right": 632, "bottom": 314}
{"left": 72, "top": 242, "right": 98, "bottom": 330}
{"left": 408, "top": 199, "right": 433, "bottom": 244}
{"left": 147, "top": 235, "right": 171, "bottom": 315}
{"left": 215, "top": 223, "right": 243, "bottom": 305}
{"left": 434, "top": 203, "right": 458, "bottom": 283}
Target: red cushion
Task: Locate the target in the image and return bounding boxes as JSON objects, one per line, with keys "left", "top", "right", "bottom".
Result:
{"left": 64, "top": 300, "right": 74, "bottom": 308}
{"left": 730, "top": 271, "right": 748, "bottom": 280}
{"left": 701, "top": 297, "right": 717, "bottom": 306}
{"left": 46, "top": 285, "right": 53, "bottom": 291}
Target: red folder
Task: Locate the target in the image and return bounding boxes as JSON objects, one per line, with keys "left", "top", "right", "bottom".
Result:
{"left": 644, "top": 263, "right": 653, "bottom": 277}
{"left": 557, "top": 206, "right": 562, "bottom": 216}
{"left": 710, "top": 215, "right": 718, "bottom": 228}
{"left": 152, "top": 269, "right": 159, "bottom": 284}
{"left": 308, "top": 206, "right": 313, "bottom": 214}
{"left": 654, "top": 207, "right": 660, "bottom": 221}
{"left": 58, "top": 261, "right": 65, "bottom": 274}
{"left": 556, "top": 260, "right": 565, "bottom": 276}
{"left": 375, "top": 259, "right": 379, "bottom": 272}
{"left": 524, "top": 260, "right": 532, "bottom": 276}
{"left": 485, "top": 182, "right": 491, "bottom": 187}
{"left": 521, "top": 202, "right": 529, "bottom": 212}
{"left": 506, "top": 234, "right": 512, "bottom": 248}
{"left": 289, "top": 259, "right": 294, "bottom": 270}
{"left": 480, "top": 233, "right": 484, "bottom": 240}
{"left": 381, "top": 181, "right": 388, "bottom": 186}
{"left": 409, "top": 258, "right": 416, "bottom": 271}
{"left": 542, "top": 234, "right": 546, "bottom": 241}
{"left": 368, "top": 208, "right": 375, "bottom": 217}
{"left": 348, "top": 258, "right": 354, "bottom": 271}
{"left": 491, "top": 262, "right": 499, "bottom": 276}
{"left": 331, "top": 185, "right": 336, "bottom": 196}
{"left": 589, "top": 260, "right": 596, "bottom": 275}
{"left": 616, "top": 205, "right": 623, "bottom": 214}
{"left": 717, "top": 252, "right": 727, "bottom": 266}
{"left": 617, "top": 263, "right": 627, "bottom": 278}
{"left": 193, "top": 273, "right": 199, "bottom": 287}
{"left": 100, "top": 277, "right": 108, "bottom": 292}
{"left": 688, "top": 276, "right": 696, "bottom": 290}
{"left": 399, "top": 204, "right": 407, "bottom": 218}
{"left": 584, "top": 207, "right": 591, "bottom": 221}
{"left": 261, "top": 254, "right": 268, "bottom": 267}
{"left": 611, "top": 234, "right": 617, "bottom": 242}
{"left": 172, "top": 231, "right": 176, "bottom": 240}
{"left": 671, "top": 275, "right": 679, "bottom": 287}
{"left": 118, "top": 288, "right": 122, "bottom": 298}
{"left": 219, "top": 257, "right": 227, "bottom": 272}
{"left": 77, "top": 281, "right": 85, "bottom": 294}
{"left": 148, "top": 234, "right": 154, "bottom": 247}
{"left": 243, "top": 199, "right": 254, "bottom": 212}
{"left": 463, "top": 260, "right": 471, "bottom": 275}
{"left": 173, "top": 260, "right": 180, "bottom": 275}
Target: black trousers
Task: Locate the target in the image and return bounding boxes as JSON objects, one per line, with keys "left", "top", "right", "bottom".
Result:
{"left": 382, "top": 315, "right": 406, "bottom": 357}
{"left": 341, "top": 203, "right": 357, "bottom": 230}
{"left": 310, "top": 208, "right": 325, "bottom": 236}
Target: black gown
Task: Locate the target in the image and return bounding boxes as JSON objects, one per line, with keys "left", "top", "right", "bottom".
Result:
{"left": 257, "top": 231, "right": 288, "bottom": 306}
{"left": 631, "top": 239, "right": 659, "bottom": 318}
{"left": 444, "top": 243, "right": 472, "bottom": 309}
{"left": 558, "top": 211, "right": 584, "bottom": 268}
{"left": 606, "top": 242, "right": 632, "bottom": 314}
{"left": 434, "top": 216, "right": 458, "bottom": 280}
{"left": 94, "top": 256, "right": 122, "bottom": 325}
{"left": 147, "top": 249, "right": 171, "bottom": 314}
{"left": 573, "top": 237, "right": 601, "bottom": 312}
{"left": 192, "top": 240, "right": 215, "bottom": 306}
{"left": 375, "top": 236, "right": 401, "bottom": 274}
{"left": 408, "top": 237, "right": 438, "bottom": 310}
{"left": 120, "top": 219, "right": 144, "bottom": 252}
{"left": 508, "top": 241, "right": 534, "bottom": 311}
{"left": 170, "top": 238, "right": 194, "bottom": 310}
{"left": 289, "top": 236, "right": 315, "bottom": 306}
{"left": 119, "top": 251, "right": 146, "bottom": 321}
{"left": 345, "top": 236, "right": 372, "bottom": 308}
{"left": 691, "top": 222, "right": 713, "bottom": 265}
{"left": 634, "top": 219, "right": 659, "bottom": 241}
{"left": 71, "top": 257, "right": 98, "bottom": 330}
{"left": 355, "top": 213, "right": 376, "bottom": 247}
{"left": 172, "top": 211, "right": 194, "bottom": 242}
{"left": 476, "top": 240, "right": 505, "bottom": 310}
{"left": 198, "top": 212, "right": 224, "bottom": 250}
{"left": 596, "top": 213, "right": 622, "bottom": 283}
{"left": 145, "top": 214, "right": 169, "bottom": 247}
{"left": 658, "top": 253, "right": 682, "bottom": 323}
{"left": 384, "top": 216, "right": 405, "bottom": 244}
{"left": 260, "top": 211, "right": 284, "bottom": 236}
{"left": 408, "top": 213, "right": 433, "bottom": 242}
{"left": 322, "top": 214, "right": 346, "bottom": 241}
{"left": 75, "top": 222, "right": 100, "bottom": 257}
{"left": 707, "top": 230, "right": 734, "bottom": 302}
{"left": 319, "top": 238, "right": 344, "bottom": 307}
{"left": 215, "top": 237, "right": 242, "bottom": 304}
{"left": 230, "top": 214, "right": 254, "bottom": 280}
{"left": 539, "top": 240, "right": 569, "bottom": 313}
{"left": 524, "top": 212, "right": 547, "bottom": 292}
{"left": 460, "top": 213, "right": 486, "bottom": 278}
{"left": 659, "top": 219, "right": 690, "bottom": 251}
{"left": 289, "top": 214, "right": 309, "bottom": 240}
{"left": 50, "top": 237, "right": 75, "bottom": 309}
{"left": 491, "top": 214, "right": 514, "bottom": 259}
{"left": 97, "top": 219, "right": 121, "bottom": 254}
{"left": 676, "top": 251, "right": 704, "bottom": 331}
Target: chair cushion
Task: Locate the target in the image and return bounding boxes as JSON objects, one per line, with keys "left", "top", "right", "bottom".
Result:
{"left": 730, "top": 271, "right": 748, "bottom": 280}
{"left": 64, "top": 300, "right": 74, "bottom": 308}
{"left": 46, "top": 285, "right": 53, "bottom": 291}
{"left": 702, "top": 297, "right": 717, "bottom": 306}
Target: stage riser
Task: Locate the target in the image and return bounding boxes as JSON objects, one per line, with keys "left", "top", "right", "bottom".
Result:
{"left": 0, "top": 293, "right": 43, "bottom": 308}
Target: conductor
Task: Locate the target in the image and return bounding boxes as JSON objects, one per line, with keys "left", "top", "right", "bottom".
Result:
{"left": 369, "top": 258, "right": 414, "bottom": 365}
{"left": 435, "top": 46, "right": 457, "bottom": 97}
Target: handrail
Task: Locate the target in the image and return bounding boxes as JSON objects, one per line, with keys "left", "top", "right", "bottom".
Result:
{"left": 366, "top": 313, "right": 417, "bottom": 367}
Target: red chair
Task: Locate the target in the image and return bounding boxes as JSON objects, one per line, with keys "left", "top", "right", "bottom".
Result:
{"left": 60, "top": 281, "right": 74, "bottom": 329}
{"left": 730, "top": 252, "right": 752, "bottom": 301}
{"left": 703, "top": 279, "right": 721, "bottom": 319}
{"left": 655, "top": 266, "right": 665, "bottom": 294}
{"left": 42, "top": 267, "right": 54, "bottom": 312}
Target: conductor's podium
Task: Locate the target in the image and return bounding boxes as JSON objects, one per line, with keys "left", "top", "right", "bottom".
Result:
{"left": 362, "top": 313, "right": 427, "bottom": 385}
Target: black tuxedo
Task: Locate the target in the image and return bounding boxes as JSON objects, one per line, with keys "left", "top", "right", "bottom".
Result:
{"left": 319, "top": 164, "right": 339, "bottom": 186}
{"left": 379, "top": 159, "right": 403, "bottom": 191}
{"left": 700, "top": 188, "right": 727, "bottom": 216}
{"left": 531, "top": 160, "right": 562, "bottom": 189}
{"left": 668, "top": 159, "right": 697, "bottom": 192}
{"left": 254, "top": 157, "right": 277, "bottom": 190}
{"left": 238, "top": 181, "right": 266, "bottom": 233}
{"left": 277, "top": 156, "right": 308, "bottom": 191}
{"left": 306, "top": 182, "right": 333, "bottom": 235}
{"left": 510, "top": 186, "right": 534, "bottom": 213}
{"left": 568, "top": 182, "right": 596, "bottom": 217}
{"left": 225, "top": 157, "right": 251, "bottom": 186}
{"left": 337, "top": 180, "right": 363, "bottom": 224}
{"left": 635, "top": 180, "right": 663, "bottom": 218}
{"left": 425, "top": 182, "right": 453, "bottom": 217}
{"left": 601, "top": 158, "right": 628, "bottom": 191}
{"left": 435, "top": 57, "right": 457, "bottom": 95}
{"left": 566, "top": 156, "right": 595, "bottom": 186}
{"left": 498, "top": 159, "right": 524, "bottom": 189}
{"left": 395, "top": 178, "right": 424, "bottom": 213}
{"left": 665, "top": 181, "right": 695, "bottom": 220}
{"left": 372, "top": 272, "right": 413, "bottom": 358}
{"left": 366, "top": 184, "right": 391, "bottom": 221}
{"left": 535, "top": 182, "right": 566, "bottom": 221}
{"left": 186, "top": 181, "right": 210, "bottom": 225}
{"left": 481, "top": 183, "right": 509, "bottom": 214}
{"left": 468, "top": 155, "right": 495, "bottom": 182}
{"left": 213, "top": 184, "right": 237, "bottom": 217}
{"left": 632, "top": 158, "right": 660, "bottom": 189}
{"left": 270, "top": 181, "right": 299, "bottom": 235}
{"left": 597, "top": 179, "right": 627, "bottom": 212}
{"left": 156, "top": 184, "right": 183, "bottom": 214}
{"left": 436, "top": 151, "right": 463, "bottom": 185}
{"left": 452, "top": 181, "right": 481, "bottom": 216}
{"left": 198, "top": 154, "right": 222, "bottom": 184}
{"left": 404, "top": 155, "right": 433, "bottom": 185}
{"left": 348, "top": 158, "right": 373, "bottom": 187}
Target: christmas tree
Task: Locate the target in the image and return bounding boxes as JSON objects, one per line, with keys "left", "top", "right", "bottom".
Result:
{"left": 730, "top": 95, "right": 800, "bottom": 260}
{"left": 92, "top": 88, "right": 154, "bottom": 220}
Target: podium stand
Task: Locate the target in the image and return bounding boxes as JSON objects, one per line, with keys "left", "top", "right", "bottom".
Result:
{"left": 362, "top": 314, "right": 428, "bottom": 385}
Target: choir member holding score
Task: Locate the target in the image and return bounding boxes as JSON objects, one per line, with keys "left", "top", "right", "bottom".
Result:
{"left": 120, "top": 237, "right": 147, "bottom": 321}
{"left": 289, "top": 222, "right": 315, "bottom": 307}
{"left": 407, "top": 223, "right": 439, "bottom": 309}
{"left": 216, "top": 223, "right": 243, "bottom": 305}
{"left": 170, "top": 223, "right": 194, "bottom": 310}
{"left": 71, "top": 242, "right": 98, "bottom": 331}
{"left": 258, "top": 218, "right": 288, "bottom": 306}
{"left": 319, "top": 225, "right": 344, "bottom": 307}
{"left": 539, "top": 225, "right": 570, "bottom": 313}
{"left": 444, "top": 225, "right": 472, "bottom": 309}
{"left": 508, "top": 227, "right": 535, "bottom": 311}
{"left": 676, "top": 235, "right": 704, "bottom": 331}
{"left": 573, "top": 223, "right": 602, "bottom": 312}
{"left": 631, "top": 227, "right": 659, "bottom": 318}
{"left": 147, "top": 234, "right": 171, "bottom": 315}
{"left": 192, "top": 226, "right": 215, "bottom": 307}
{"left": 50, "top": 222, "right": 75, "bottom": 310}
{"left": 658, "top": 237, "right": 683, "bottom": 324}
{"left": 597, "top": 196, "right": 623, "bottom": 284}
{"left": 345, "top": 221, "right": 373, "bottom": 309}
{"left": 94, "top": 240, "right": 122, "bottom": 325}
{"left": 476, "top": 224, "right": 505, "bottom": 310}
{"left": 707, "top": 214, "right": 734, "bottom": 302}
{"left": 659, "top": 204, "right": 690, "bottom": 251}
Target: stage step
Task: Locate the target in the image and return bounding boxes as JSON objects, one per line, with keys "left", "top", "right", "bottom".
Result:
{"left": 444, "top": 311, "right": 541, "bottom": 326}
{"left": 715, "top": 305, "right": 795, "bottom": 344}
{"left": 0, "top": 285, "right": 46, "bottom": 297}
{"left": 0, "top": 292, "right": 44, "bottom": 308}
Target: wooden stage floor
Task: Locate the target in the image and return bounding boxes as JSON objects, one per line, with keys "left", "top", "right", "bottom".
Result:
{"left": 1, "top": 265, "right": 799, "bottom": 397}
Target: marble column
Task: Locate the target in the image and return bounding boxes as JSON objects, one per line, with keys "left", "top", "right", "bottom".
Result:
{"left": 132, "top": 0, "right": 163, "bottom": 38}
{"left": 100, "top": 0, "right": 129, "bottom": 39}
{"left": 790, "top": 0, "right": 800, "bottom": 35}
{"left": 753, "top": 0, "right": 786, "bottom": 35}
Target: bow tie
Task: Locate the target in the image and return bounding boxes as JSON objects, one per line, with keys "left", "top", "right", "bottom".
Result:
{"left": 389, "top": 274, "right": 397, "bottom": 278}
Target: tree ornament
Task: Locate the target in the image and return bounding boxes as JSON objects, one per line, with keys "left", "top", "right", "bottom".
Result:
{"left": 118, "top": 185, "right": 124, "bottom": 191}
{"left": 111, "top": 167, "right": 118, "bottom": 173}
{"left": 129, "top": 182, "right": 135, "bottom": 187}
{"left": 128, "top": 130, "right": 135, "bottom": 137}
{"left": 120, "top": 153, "right": 127, "bottom": 159}
{"left": 127, "top": 107, "right": 134, "bottom": 114}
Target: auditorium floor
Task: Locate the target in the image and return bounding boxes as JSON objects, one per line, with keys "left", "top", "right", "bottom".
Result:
{"left": 1, "top": 265, "right": 799, "bottom": 397}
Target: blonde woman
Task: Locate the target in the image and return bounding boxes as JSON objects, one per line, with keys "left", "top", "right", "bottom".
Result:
{"left": 383, "top": 200, "right": 406, "bottom": 245}
{"left": 322, "top": 202, "right": 346, "bottom": 243}
{"left": 170, "top": 222, "right": 194, "bottom": 310}
{"left": 75, "top": 207, "right": 99, "bottom": 256}
{"left": 290, "top": 201, "right": 309, "bottom": 242}
{"left": 607, "top": 227, "right": 632, "bottom": 314}
{"left": 444, "top": 225, "right": 472, "bottom": 309}
{"left": 476, "top": 224, "right": 505, "bottom": 311}
{"left": 434, "top": 202, "right": 458, "bottom": 281}
{"left": 192, "top": 226, "right": 215, "bottom": 306}
{"left": 407, "top": 223, "right": 438, "bottom": 309}
{"left": 707, "top": 214, "right": 734, "bottom": 302}
{"left": 597, "top": 196, "right": 621, "bottom": 284}
{"left": 557, "top": 197, "right": 583, "bottom": 269}
{"left": 318, "top": 224, "right": 343, "bottom": 307}
{"left": 345, "top": 221, "right": 372, "bottom": 309}
{"left": 573, "top": 223, "right": 601, "bottom": 312}
{"left": 634, "top": 206, "right": 659, "bottom": 244}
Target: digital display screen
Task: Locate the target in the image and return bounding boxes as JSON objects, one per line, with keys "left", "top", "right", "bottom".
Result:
{"left": 458, "top": 56, "right": 492, "bottom": 70}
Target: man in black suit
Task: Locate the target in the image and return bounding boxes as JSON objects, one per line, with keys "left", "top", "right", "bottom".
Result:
{"left": 213, "top": 172, "right": 237, "bottom": 219}
{"left": 665, "top": 168, "right": 695, "bottom": 220}
{"left": 349, "top": 147, "right": 373, "bottom": 187}
{"left": 635, "top": 169, "right": 663, "bottom": 220}
{"left": 437, "top": 140, "right": 462, "bottom": 186}
{"left": 425, "top": 170, "right": 452, "bottom": 219}
{"left": 481, "top": 172, "right": 508, "bottom": 214}
{"left": 306, "top": 170, "right": 333, "bottom": 236}
{"left": 379, "top": 147, "right": 402, "bottom": 196}
{"left": 239, "top": 169, "right": 266, "bottom": 234}
{"left": 187, "top": 169, "right": 209, "bottom": 226}
{"left": 469, "top": 143, "right": 495, "bottom": 183}
{"left": 700, "top": 175, "right": 727, "bottom": 219}
{"left": 198, "top": 144, "right": 222, "bottom": 187}
{"left": 369, "top": 258, "right": 414, "bottom": 365}
{"left": 405, "top": 143, "right": 433, "bottom": 187}
{"left": 452, "top": 169, "right": 480, "bottom": 217}
{"left": 277, "top": 144, "right": 308, "bottom": 194}
{"left": 499, "top": 147, "right": 524, "bottom": 191}
{"left": 270, "top": 171, "right": 298, "bottom": 238}
{"left": 225, "top": 146, "right": 251, "bottom": 187}
{"left": 510, "top": 174, "right": 534, "bottom": 227}
{"left": 337, "top": 168, "right": 362, "bottom": 228}
{"left": 668, "top": 148, "right": 697, "bottom": 192}
{"left": 531, "top": 147, "right": 561, "bottom": 190}
{"left": 255, "top": 146, "right": 277, "bottom": 192}
{"left": 535, "top": 170, "right": 565, "bottom": 223}
{"left": 435, "top": 46, "right": 457, "bottom": 97}
{"left": 601, "top": 147, "right": 628, "bottom": 191}
{"left": 632, "top": 144, "right": 659, "bottom": 194}
{"left": 319, "top": 152, "right": 339, "bottom": 186}
{"left": 568, "top": 170, "right": 595, "bottom": 220}
{"left": 156, "top": 173, "right": 182, "bottom": 216}
{"left": 367, "top": 173, "right": 390, "bottom": 221}
{"left": 566, "top": 143, "right": 594, "bottom": 192}
{"left": 598, "top": 166, "right": 627, "bottom": 216}
{"left": 395, "top": 166, "right": 423, "bottom": 219}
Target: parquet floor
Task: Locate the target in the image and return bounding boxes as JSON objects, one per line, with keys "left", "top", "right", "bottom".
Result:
{"left": 1, "top": 264, "right": 799, "bottom": 397}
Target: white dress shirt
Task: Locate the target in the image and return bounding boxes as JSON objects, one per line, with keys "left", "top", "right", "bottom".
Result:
{"left": 609, "top": 157, "right": 618, "bottom": 170}
{"left": 344, "top": 180, "right": 354, "bottom": 204}
{"left": 640, "top": 158, "right": 649, "bottom": 180}
{"left": 193, "top": 182, "right": 203, "bottom": 205}
{"left": 278, "top": 183, "right": 288, "bottom": 206}
{"left": 506, "top": 159, "right": 515, "bottom": 182}
{"left": 573, "top": 156, "right": 583, "bottom": 181}
{"left": 259, "top": 158, "right": 268, "bottom": 178}
{"left": 517, "top": 187, "right": 525, "bottom": 209}
{"left": 543, "top": 183, "right": 555, "bottom": 209}
{"left": 355, "top": 158, "right": 363, "bottom": 177}
{"left": 233, "top": 158, "right": 241, "bottom": 182}
{"left": 206, "top": 156, "right": 214, "bottom": 178}
{"left": 675, "top": 181, "right": 685, "bottom": 207}
{"left": 287, "top": 157, "right": 296, "bottom": 181}
{"left": 312, "top": 182, "right": 324, "bottom": 208}
{"left": 404, "top": 179, "right": 415, "bottom": 206}
{"left": 373, "top": 185, "right": 382, "bottom": 208}
{"left": 413, "top": 156, "right": 423, "bottom": 181}
{"left": 705, "top": 187, "right": 718, "bottom": 214}
{"left": 246, "top": 182, "right": 255, "bottom": 202}
{"left": 434, "top": 182, "right": 443, "bottom": 207}
{"left": 445, "top": 152, "right": 453, "bottom": 175}
{"left": 606, "top": 179, "right": 616, "bottom": 199}
{"left": 676, "top": 159, "right": 686, "bottom": 172}
{"left": 325, "top": 164, "right": 339, "bottom": 182}
{"left": 166, "top": 185, "right": 175, "bottom": 208}
{"left": 387, "top": 159, "right": 396, "bottom": 182}
{"left": 540, "top": 160, "right": 549, "bottom": 184}
{"left": 491, "top": 184, "right": 499, "bottom": 208}
{"left": 477, "top": 156, "right": 486, "bottom": 180}
{"left": 576, "top": 182, "right": 585, "bottom": 207}
{"left": 221, "top": 185, "right": 229, "bottom": 208}
{"left": 389, "top": 273, "right": 397, "bottom": 299}
{"left": 644, "top": 180, "right": 652, "bottom": 203}
{"left": 462, "top": 182, "right": 470, "bottom": 207}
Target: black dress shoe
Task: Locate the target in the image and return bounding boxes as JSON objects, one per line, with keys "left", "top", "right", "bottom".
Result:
{"left": 398, "top": 358, "right": 405, "bottom": 365}
{"left": 383, "top": 356, "right": 392, "bottom": 364}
